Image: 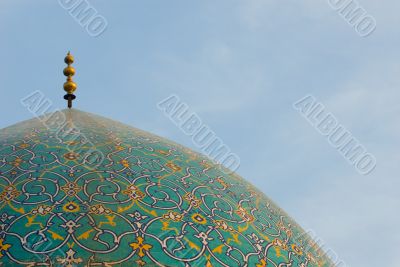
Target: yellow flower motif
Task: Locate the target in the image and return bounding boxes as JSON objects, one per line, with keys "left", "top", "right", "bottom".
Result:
{"left": 183, "top": 192, "right": 201, "bottom": 208}
{"left": 31, "top": 205, "right": 53, "bottom": 216}
{"left": 135, "top": 259, "right": 146, "bottom": 266}
{"left": 130, "top": 236, "right": 152, "bottom": 257}
{"left": 192, "top": 213, "right": 207, "bottom": 225}
{"left": 64, "top": 152, "right": 79, "bottom": 160}
{"left": 166, "top": 162, "right": 181, "bottom": 172}
{"left": 63, "top": 201, "right": 80, "bottom": 213}
{"left": 120, "top": 159, "right": 130, "bottom": 168}
{"left": 214, "top": 220, "right": 234, "bottom": 232}
{"left": 0, "top": 238, "right": 11, "bottom": 258}
{"left": 89, "top": 204, "right": 112, "bottom": 215}
{"left": 19, "top": 143, "right": 30, "bottom": 149}
{"left": 122, "top": 185, "right": 145, "bottom": 200}
{"left": 291, "top": 244, "right": 303, "bottom": 255}
{"left": 273, "top": 238, "right": 288, "bottom": 251}
{"left": 11, "top": 157, "right": 23, "bottom": 167}
{"left": 116, "top": 145, "right": 125, "bottom": 151}
{"left": 276, "top": 221, "right": 292, "bottom": 238}
{"left": 163, "top": 211, "right": 183, "bottom": 222}
{"left": 235, "top": 206, "right": 254, "bottom": 223}
{"left": 61, "top": 182, "right": 81, "bottom": 197}
{"left": 56, "top": 248, "right": 83, "bottom": 266}
{"left": 0, "top": 185, "right": 20, "bottom": 202}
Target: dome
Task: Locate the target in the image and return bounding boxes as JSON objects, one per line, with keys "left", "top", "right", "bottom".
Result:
{"left": 0, "top": 109, "right": 332, "bottom": 266}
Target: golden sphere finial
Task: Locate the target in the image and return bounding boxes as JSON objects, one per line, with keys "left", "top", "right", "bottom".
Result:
{"left": 64, "top": 52, "right": 74, "bottom": 65}
{"left": 63, "top": 51, "right": 77, "bottom": 108}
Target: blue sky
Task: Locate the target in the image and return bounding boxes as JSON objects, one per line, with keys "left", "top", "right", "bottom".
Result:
{"left": 1, "top": 0, "right": 399, "bottom": 266}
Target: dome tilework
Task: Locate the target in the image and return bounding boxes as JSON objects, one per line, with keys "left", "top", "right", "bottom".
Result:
{"left": 0, "top": 110, "right": 332, "bottom": 266}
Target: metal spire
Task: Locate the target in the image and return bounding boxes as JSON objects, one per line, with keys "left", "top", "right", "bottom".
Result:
{"left": 63, "top": 51, "right": 77, "bottom": 108}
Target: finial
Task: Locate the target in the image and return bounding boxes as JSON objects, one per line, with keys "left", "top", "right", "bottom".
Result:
{"left": 63, "top": 51, "right": 77, "bottom": 108}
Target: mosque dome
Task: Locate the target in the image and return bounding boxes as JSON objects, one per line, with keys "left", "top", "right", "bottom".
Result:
{"left": 0, "top": 54, "right": 332, "bottom": 266}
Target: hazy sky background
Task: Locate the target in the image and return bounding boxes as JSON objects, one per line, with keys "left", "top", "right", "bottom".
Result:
{"left": 1, "top": 1, "right": 399, "bottom": 266}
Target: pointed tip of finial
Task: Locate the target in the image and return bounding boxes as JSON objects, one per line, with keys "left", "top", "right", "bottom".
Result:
{"left": 63, "top": 51, "right": 77, "bottom": 108}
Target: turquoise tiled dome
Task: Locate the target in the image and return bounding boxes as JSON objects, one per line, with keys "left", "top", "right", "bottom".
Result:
{"left": 0, "top": 109, "right": 331, "bottom": 266}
